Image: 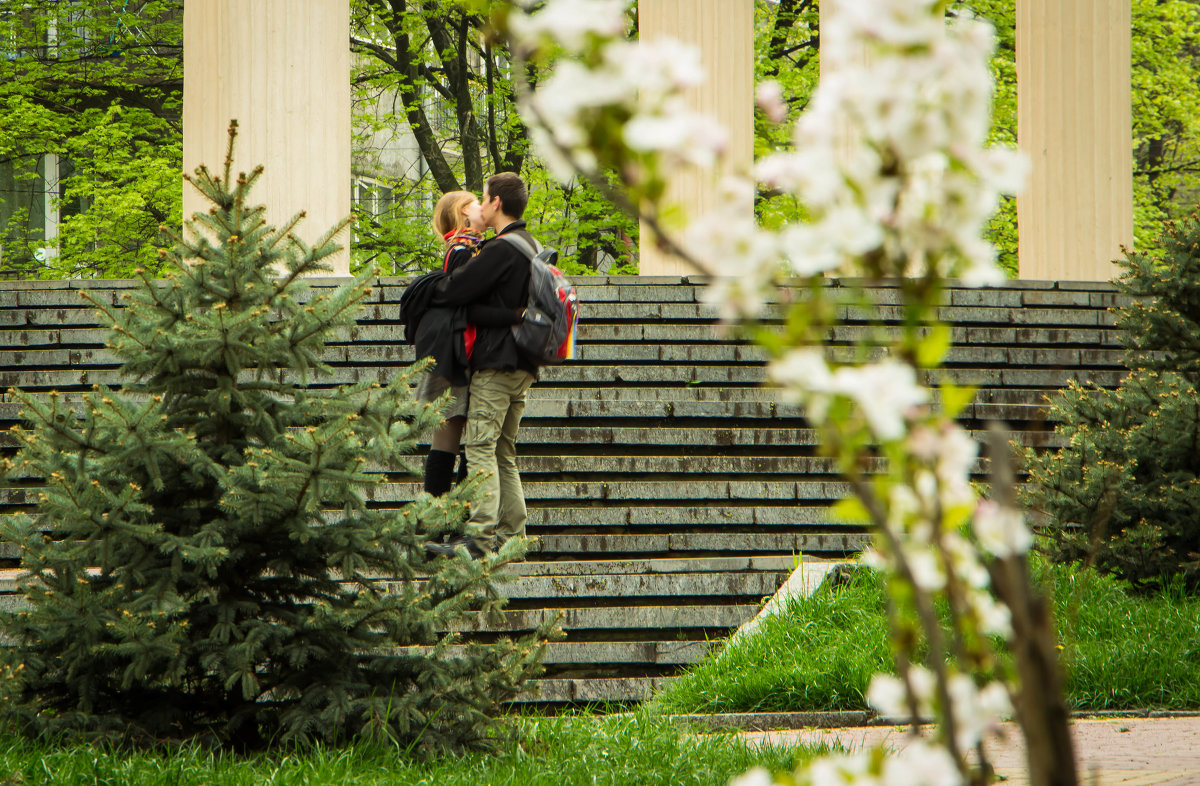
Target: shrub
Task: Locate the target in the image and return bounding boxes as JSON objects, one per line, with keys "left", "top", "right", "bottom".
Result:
{"left": 1025, "top": 208, "right": 1200, "bottom": 592}
{"left": 0, "top": 125, "right": 551, "bottom": 750}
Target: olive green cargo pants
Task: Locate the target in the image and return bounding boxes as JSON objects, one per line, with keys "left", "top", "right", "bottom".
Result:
{"left": 463, "top": 368, "right": 535, "bottom": 551}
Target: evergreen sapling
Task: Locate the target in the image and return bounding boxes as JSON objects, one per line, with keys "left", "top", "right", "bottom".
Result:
{"left": 1025, "top": 209, "right": 1200, "bottom": 592}
{"left": 0, "top": 123, "right": 553, "bottom": 750}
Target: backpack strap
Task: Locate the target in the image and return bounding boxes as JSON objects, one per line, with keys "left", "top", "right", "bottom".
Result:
{"left": 497, "top": 232, "right": 542, "bottom": 260}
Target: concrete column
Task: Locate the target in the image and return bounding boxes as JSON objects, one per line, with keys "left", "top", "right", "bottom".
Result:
{"left": 637, "top": 0, "right": 754, "bottom": 276}
{"left": 1016, "top": 0, "right": 1133, "bottom": 281}
{"left": 183, "top": 1, "right": 351, "bottom": 276}
{"left": 818, "top": 0, "right": 870, "bottom": 163}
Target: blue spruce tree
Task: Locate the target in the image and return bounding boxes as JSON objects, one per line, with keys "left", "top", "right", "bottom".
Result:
{"left": 0, "top": 123, "right": 551, "bottom": 750}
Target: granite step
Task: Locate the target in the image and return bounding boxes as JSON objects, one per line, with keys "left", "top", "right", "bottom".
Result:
{"left": 0, "top": 277, "right": 1124, "bottom": 705}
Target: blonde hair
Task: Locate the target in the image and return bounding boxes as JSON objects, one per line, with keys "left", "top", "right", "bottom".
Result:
{"left": 432, "top": 190, "right": 477, "bottom": 240}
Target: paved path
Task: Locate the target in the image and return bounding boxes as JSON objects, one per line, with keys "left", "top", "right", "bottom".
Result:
{"left": 744, "top": 717, "right": 1200, "bottom": 785}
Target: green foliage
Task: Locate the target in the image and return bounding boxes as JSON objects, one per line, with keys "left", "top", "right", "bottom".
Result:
{"left": 1026, "top": 210, "right": 1200, "bottom": 592}
{"left": 0, "top": 712, "right": 817, "bottom": 785}
{"left": 349, "top": 181, "right": 445, "bottom": 278}
{"left": 964, "top": 0, "right": 1200, "bottom": 261}
{"left": 523, "top": 163, "right": 639, "bottom": 274}
{"left": 1117, "top": 208, "right": 1200, "bottom": 378}
{"left": 6, "top": 1, "right": 1200, "bottom": 279}
{"left": 1129, "top": 0, "right": 1200, "bottom": 243}
{"left": 1024, "top": 371, "right": 1200, "bottom": 592}
{"left": 0, "top": 129, "right": 549, "bottom": 750}
{"left": 0, "top": 2, "right": 183, "bottom": 278}
{"left": 651, "top": 569, "right": 892, "bottom": 715}
{"left": 655, "top": 561, "right": 1200, "bottom": 713}
{"left": 752, "top": 0, "right": 819, "bottom": 231}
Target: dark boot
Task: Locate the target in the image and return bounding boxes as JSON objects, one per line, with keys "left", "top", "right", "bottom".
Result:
{"left": 425, "top": 535, "right": 487, "bottom": 560}
{"left": 455, "top": 451, "right": 469, "bottom": 486}
{"left": 424, "top": 449, "right": 458, "bottom": 497}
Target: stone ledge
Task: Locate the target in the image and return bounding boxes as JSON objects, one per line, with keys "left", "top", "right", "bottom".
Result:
{"left": 664, "top": 708, "right": 1200, "bottom": 731}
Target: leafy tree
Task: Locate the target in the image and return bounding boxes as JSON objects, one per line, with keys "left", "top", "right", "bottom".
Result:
{"left": 0, "top": 127, "right": 550, "bottom": 749}
{"left": 1129, "top": 0, "right": 1200, "bottom": 240}
{"left": 752, "top": 0, "right": 819, "bottom": 232}
{"left": 7, "top": 1, "right": 1200, "bottom": 279}
{"left": 348, "top": 0, "right": 638, "bottom": 273}
{"left": 965, "top": 0, "right": 1200, "bottom": 264}
{"left": 0, "top": 1, "right": 183, "bottom": 279}
{"left": 1025, "top": 207, "right": 1200, "bottom": 593}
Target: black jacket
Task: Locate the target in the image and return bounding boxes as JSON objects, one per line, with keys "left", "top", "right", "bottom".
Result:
{"left": 400, "top": 236, "right": 515, "bottom": 385}
{"left": 435, "top": 221, "right": 536, "bottom": 375}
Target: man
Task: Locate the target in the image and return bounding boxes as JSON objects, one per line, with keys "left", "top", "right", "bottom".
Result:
{"left": 428, "top": 172, "right": 538, "bottom": 559}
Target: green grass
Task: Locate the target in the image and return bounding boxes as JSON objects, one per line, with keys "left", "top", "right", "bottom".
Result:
{"left": 653, "top": 560, "right": 1200, "bottom": 715}
{"left": 0, "top": 712, "right": 817, "bottom": 785}
{"left": 650, "top": 570, "right": 893, "bottom": 715}
{"left": 1053, "top": 569, "right": 1200, "bottom": 709}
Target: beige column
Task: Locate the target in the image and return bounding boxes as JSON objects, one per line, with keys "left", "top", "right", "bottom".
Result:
{"left": 183, "top": 1, "right": 351, "bottom": 276}
{"left": 637, "top": 0, "right": 754, "bottom": 276}
{"left": 1016, "top": 1, "right": 1133, "bottom": 281}
{"left": 818, "top": 1, "right": 870, "bottom": 162}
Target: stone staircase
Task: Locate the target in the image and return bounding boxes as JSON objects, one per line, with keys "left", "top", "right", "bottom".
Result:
{"left": 0, "top": 276, "right": 1125, "bottom": 705}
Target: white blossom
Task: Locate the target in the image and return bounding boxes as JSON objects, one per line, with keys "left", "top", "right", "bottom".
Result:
{"left": 756, "top": 80, "right": 787, "bottom": 123}
{"left": 807, "top": 754, "right": 874, "bottom": 786}
{"left": 831, "top": 359, "right": 928, "bottom": 441}
{"left": 508, "top": 0, "right": 628, "bottom": 51}
{"left": 769, "top": 349, "right": 833, "bottom": 402}
{"left": 608, "top": 37, "right": 706, "bottom": 94}
{"left": 511, "top": 3, "right": 1031, "bottom": 782}
{"left": 730, "top": 767, "right": 775, "bottom": 786}
{"left": 885, "top": 741, "right": 962, "bottom": 786}
{"left": 934, "top": 425, "right": 979, "bottom": 509}
{"left": 887, "top": 484, "right": 921, "bottom": 532}
{"left": 866, "top": 674, "right": 908, "bottom": 717}
{"left": 943, "top": 532, "right": 990, "bottom": 591}
{"left": 694, "top": 178, "right": 779, "bottom": 321}
{"left": 860, "top": 547, "right": 887, "bottom": 572}
{"left": 779, "top": 2, "right": 1024, "bottom": 286}
{"left": 905, "top": 546, "right": 945, "bottom": 591}
{"left": 779, "top": 224, "right": 843, "bottom": 277}
{"left": 973, "top": 500, "right": 1033, "bottom": 557}
{"left": 970, "top": 591, "right": 1013, "bottom": 637}
{"left": 947, "top": 675, "right": 1012, "bottom": 751}
{"left": 624, "top": 101, "right": 728, "bottom": 167}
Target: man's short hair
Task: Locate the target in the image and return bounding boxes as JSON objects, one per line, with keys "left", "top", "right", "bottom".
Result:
{"left": 486, "top": 172, "right": 528, "bottom": 220}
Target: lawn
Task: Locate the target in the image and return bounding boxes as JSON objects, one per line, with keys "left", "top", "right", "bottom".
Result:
{"left": 652, "top": 558, "right": 1200, "bottom": 715}
{"left": 0, "top": 712, "right": 816, "bottom": 786}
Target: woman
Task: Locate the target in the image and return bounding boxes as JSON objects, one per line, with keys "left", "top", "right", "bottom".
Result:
{"left": 417, "top": 191, "right": 485, "bottom": 496}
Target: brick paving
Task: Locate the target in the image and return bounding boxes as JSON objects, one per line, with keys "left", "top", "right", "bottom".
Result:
{"left": 743, "top": 717, "right": 1200, "bottom": 785}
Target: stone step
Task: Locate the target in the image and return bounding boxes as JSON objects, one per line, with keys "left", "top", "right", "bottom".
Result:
{"left": 536, "top": 640, "right": 714, "bottom": 665}
{"left": 505, "top": 556, "right": 798, "bottom": 576}
{"left": 0, "top": 322, "right": 1126, "bottom": 352}
{"left": 411, "top": 571, "right": 787, "bottom": 601}
{"left": 0, "top": 396, "right": 1066, "bottom": 425}
{"left": 0, "top": 388, "right": 1072, "bottom": 423}
{"left": 515, "top": 676, "right": 668, "bottom": 703}
{"left": 0, "top": 532, "right": 866, "bottom": 562}
{"left": 455, "top": 603, "right": 759, "bottom": 633}
{"left": 0, "top": 570, "right": 785, "bottom": 605}
{"left": 0, "top": 344, "right": 1130, "bottom": 371}
{"left": 0, "top": 365, "right": 1125, "bottom": 395}
{"left": 0, "top": 279, "right": 1127, "bottom": 312}
{"left": 0, "top": 479, "right": 851, "bottom": 508}
{"left": 0, "top": 294, "right": 1121, "bottom": 328}
{"left": 0, "top": 276, "right": 1122, "bottom": 706}
{"left": 0, "top": 496, "right": 1026, "bottom": 529}
{"left": 530, "top": 532, "right": 869, "bottom": 555}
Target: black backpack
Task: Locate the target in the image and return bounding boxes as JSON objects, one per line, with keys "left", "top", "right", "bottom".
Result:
{"left": 498, "top": 234, "right": 580, "bottom": 365}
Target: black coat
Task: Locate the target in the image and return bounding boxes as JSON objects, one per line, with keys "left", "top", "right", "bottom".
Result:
{"left": 435, "top": 221, "right": 536, "bottom": 376}
{"left": 399, "top": 272, "right": 468, "bottom": 385}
